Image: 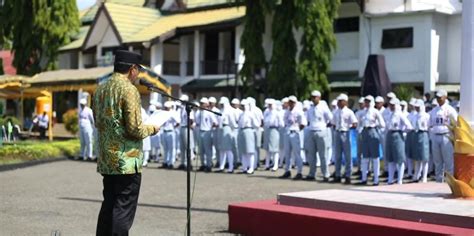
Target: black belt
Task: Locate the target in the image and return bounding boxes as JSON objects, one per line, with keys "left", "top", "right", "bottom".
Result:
{"left": 364, "top": 127, "right": 376, "bottom": 129}
{"left": 200, "top": 130, "right": 211, "bottom": 132}
{"left": 241, "top": 127, "right": 253, "bottom": 130}
{"left": 435, "top": 132, "right": 449, "bottom": 135}
{"left": 289, "top": 130, "right": 299, "bottom": 133}
{"left": 310, "top": 129, "right": 322, "bottom": 132}
{"left": 336, "top": 130, "right": 348, "bottom": 133}
{"left": 164, "top": 130, "right": 174, "bottom": 132}
{"left": 269, "top": 126, "right": 279, "bottom": 129}
{"left": 390, "top": 130, "right": 402, "bottom": 133}
{"left": 416, "top": 130, "right": 428, "bottom": 133}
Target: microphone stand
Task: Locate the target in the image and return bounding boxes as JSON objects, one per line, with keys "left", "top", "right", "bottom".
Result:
{"left": 145, "top": 85, "right": 221, "bottom": 236}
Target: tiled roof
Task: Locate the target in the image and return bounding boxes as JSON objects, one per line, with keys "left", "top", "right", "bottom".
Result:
{"left": 126, "top": 6, "right": 245, "bottom": 43}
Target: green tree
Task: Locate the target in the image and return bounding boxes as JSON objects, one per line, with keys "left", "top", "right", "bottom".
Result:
{"left": 1, "top": 0, "right": 79, "bottom": 75}
{"left": 239, "top": 0, "right": 273, "bottom": 97}
{"left": 295, "top": 0, "right": 340, "bottom": 99}
{"left": 267, "top": 0, "right": 298, "bottom": 98}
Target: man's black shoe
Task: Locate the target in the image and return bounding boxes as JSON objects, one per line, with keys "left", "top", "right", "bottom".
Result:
{"left": 304, "top": 176, "right": 315, "bottom": 181}
{"left": 293, "top": 173, "right": 303, "bottom": 180}
{"left": 279, "top": 171, "right": 291, "bottom": 179}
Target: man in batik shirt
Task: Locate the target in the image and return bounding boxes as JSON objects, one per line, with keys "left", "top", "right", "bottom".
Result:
{"left": 94, "top": 50, "right": 160, "bottom": 235}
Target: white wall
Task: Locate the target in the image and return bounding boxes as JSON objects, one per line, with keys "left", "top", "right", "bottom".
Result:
{"left": 365, "top": 0, "right": 462, "bottom": 15}
{"left": 365, "top": 14, "right": 431, "bottom": 86}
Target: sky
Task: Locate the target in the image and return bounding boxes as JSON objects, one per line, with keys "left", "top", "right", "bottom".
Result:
{"left": 76, "top": 0, "right": 96, "bottom": 10}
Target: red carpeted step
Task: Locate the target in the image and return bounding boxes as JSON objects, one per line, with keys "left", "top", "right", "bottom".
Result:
{"left": 228, "top": 200, "right": 474, "bottom": 236}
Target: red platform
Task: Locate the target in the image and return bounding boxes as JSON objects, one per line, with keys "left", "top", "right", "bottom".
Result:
{"left": 228, "top": 200, "right": 474, "bottom": 236}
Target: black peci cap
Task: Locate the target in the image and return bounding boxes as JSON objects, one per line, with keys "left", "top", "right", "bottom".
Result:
{"left": 114, "top": 50, "right": 142, "bottom": 65}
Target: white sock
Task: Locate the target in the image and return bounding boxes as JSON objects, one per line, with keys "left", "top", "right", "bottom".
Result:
{"left": 272, "top": 152, "right": 279, "bottom": 170}
{"left": 422, "top": 161, "right": 429, "bottom": 183}
{"left": 397, "top": 162, "right": 405, "bottom": 185}
{"left": 227, "top": 151, "right": 234, "bottom": 171}
{"left": 219, "top": 152, "right": 226, "bottom": 170}
{"left": 248, "top": 154, "right": 255, "bottom": 173}
{"left": 361, "top": 159, "right": 369, "bottom": 182}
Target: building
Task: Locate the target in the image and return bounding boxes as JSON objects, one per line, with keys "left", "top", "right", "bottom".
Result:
{"left": 58, "top": 0, "right": 463, "bottom": 101}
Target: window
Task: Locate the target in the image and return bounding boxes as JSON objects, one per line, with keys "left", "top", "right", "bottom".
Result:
{"left": 381, "top": 27, "right": 413, "bottom": 49}
{"left": 334, "top": 17, "right": 360, "bottom": 33}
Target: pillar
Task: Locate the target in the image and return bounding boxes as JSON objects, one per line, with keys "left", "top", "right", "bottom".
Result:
{"left": 460, "top": 0, "right": 474, "bottom": 125}
{"left": 194, "top": 30, "right": 200, "bottom": 78}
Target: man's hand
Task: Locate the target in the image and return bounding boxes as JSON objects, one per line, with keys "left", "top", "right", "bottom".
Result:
{"left": 153, "top": 126, "right": 161, "bottom": 135}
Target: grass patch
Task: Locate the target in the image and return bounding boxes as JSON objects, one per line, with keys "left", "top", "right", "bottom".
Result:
{"left": 0, "top": 139, "right": 80, "bottom": 165}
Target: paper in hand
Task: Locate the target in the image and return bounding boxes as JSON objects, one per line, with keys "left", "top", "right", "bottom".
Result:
{"left": 144, "top": 110, "right": 172, "bottom": 127}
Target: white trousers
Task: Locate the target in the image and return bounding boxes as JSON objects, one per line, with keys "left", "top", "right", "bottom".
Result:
{"left": 219, "top": 150, "right": 234, "bottom": 171}
{"left": 361, "top": 158, "right": 380, "bottom": 184}
{"left": 414, "top": 161, "right": 429, "bottom": 183}
{"left": 388, "top": 162, "right": 405, "bottom": 185}
{"left": 241, "top": 154, "right": 255, "bottom": 173}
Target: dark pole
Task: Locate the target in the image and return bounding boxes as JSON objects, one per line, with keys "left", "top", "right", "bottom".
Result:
{"left": 185, "top": 104, "right": 192, "bottom": 236}
{"left": 143, "top": 85, "right": 221, "bottom": 236}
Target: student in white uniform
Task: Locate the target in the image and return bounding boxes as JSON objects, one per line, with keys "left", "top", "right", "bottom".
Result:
{"left": 231, "top": 98, "right": 242, "bottom": 166}
{"left": 429, "top": 89, "right": 457, "bottom": 182}
{"left": 161, "top": 101, "right": 180, "bottom": 169}
{"left": 208, "top": 97, "right": 221, "bottom": 166}
{"left": 360, "top": 95, "right": 385, "bottom": 185}
{"left": 217, "top": 97, "right": 238, "bottom": 173}
{"left": 247, "top": 97, "right": 264, "bottom": 169}
{"left": 280, "top": 96, "right": 307, "bottom": 180}
{"left": 178, "top": 95, "right": 195, "bottom": 170}
{"left": 197, "top": 98, "right": 218, "bottom": 172}
{"left": 305, "top": 90, "right": 332, "bottom": 181}
{"left": 332, "top": 94, "right": 358, "bottom": 184}
{"left": 328, "top": 99, "right": 338, "bottom": 166}
{"left": 78, "top": 98, "right": 95, "bottom": 160}
{"left": 355, "top": 97, "right": 366, "bottom": 173}
{"left": 386, "top": 98, "right": 413, "bottom": 185}
{"left": 238, "top": 99, "right": 258, "bottom": 174}
{"left": 141, "top": 107, "right": 152, "bottom": 167}
{"left": 279, "top": 97, "right": 290, "bottom": 168}
{"left": 405, "top": 98, "right": 418, "bottom": 179}
{"left": 263, "top": 99, "right": 283, "bottom": 171}
{"left": 413, "top": 99, "right": 431, "bottom": 183}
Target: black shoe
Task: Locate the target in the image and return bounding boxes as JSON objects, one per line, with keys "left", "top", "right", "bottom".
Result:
{"left": 214, "top": 163, "right": 220, "bottom": 168}
{"left": 323, "top": 177, "right": 329, "bottom": 183}
{"left": 353, "top": 170, "right": 362, "bottom": 176}
{"left": 333, "top": 177, "right": 341, "bottom": 183}
{"left": 303, "top": 162, "right": 309, "bottom": 166}
{"left": 215, "top": 169, "right": 224, "bottom": 173}
{"left": 227, "top": 170, "right": 234, "bottom": 174}
{"left": 177, "top": 164, "right": 186, "bottom": 170}
{"left": 205, "top": 167, "right": 212, "bottom": 173}
{"left": 198, "top": 166, "right": 205, "bottom": 171}
{"left": 373, "top": 182, "right": 379, "bottom": 186}
{"left": 357, "top": 181, "right": 367, "bottom": 185}
{"left": 304, "top": 176, "right": 315, "bottom": 181}
{"left": 344, "top": 178, "right": 351, "bottom": 185}
{"left": 279, "top": 171, "right": 291, "bottom": 179}
{"left": 167, "top": 164, "right": 174, "bottom": 169}
{"left": 381, "top": 171, "right": 389, "bottom": 178}
{"left": 330, "top": 173, "right": 336, "bottom": 178}
{"left": 265, "top": 167, "right": 271, "bottom": 171}
{"left": 293, "top": 173, "right": 303, "bottom": 180}
{"left": 161, "top": 164, "right": 168, "bottom": 169}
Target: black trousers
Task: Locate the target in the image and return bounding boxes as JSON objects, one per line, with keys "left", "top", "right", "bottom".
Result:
{"left": 96, "top": 174, "right": 141, "bottom": 236}
{"left": 39, "top": 127, "right": 47, "bottom": 140}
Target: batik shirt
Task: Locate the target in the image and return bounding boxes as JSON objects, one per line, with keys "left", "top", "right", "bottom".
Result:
{"left": 93, "top": 73, "right": 157, "bottom": 175}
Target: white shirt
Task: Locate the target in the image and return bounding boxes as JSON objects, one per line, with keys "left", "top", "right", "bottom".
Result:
{"left": 264, "top": 109, "right": 284, "bottom": 128}
{"left": 79, "top": 106, "right": 94, "bottom": 128}
{"left": 251, "top": 106, "right": 264, "bottom": 128}
{"left": 38, "top": 114, "right": 49, "bottom": 128}
{"left": 239, "top": 110, "right": 259, "bottom": 128}
{"left": 361, "top": 107, "right": 385, "bottom": 129}
{"left": 180, "top": 106, "right": 194, "bottom": 127}
{"left": 387, "top": 110, "right": 413, "bottom": 131}
{"left": 284, "top": 108, "right": 307, "bottom": 131}
{"left": 415, "top": 112, "right": 430, "bottom": 131}
{"left": 429, "top": 102, "right": 458, "bottom": 134}
{"left": 306, "top": 102, "right": 333, "bottom": 131}
{"left": 198, "top": 110, "right": 218, "bottom": 131}
{"left": 220, "top": 107, "right": 238, "bottom": 129}
{"left": 332, "top": 107, "right": 357, "bottom": 131}
{"left": 162, "top": 110, "right": 180, "bottom": 131}
{"left": 407, "top": 111, "right": 418, "bottom": 130}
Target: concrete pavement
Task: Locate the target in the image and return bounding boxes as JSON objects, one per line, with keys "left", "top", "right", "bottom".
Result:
{"left": 0, "top": 160, "right": 352, "bottom": 235}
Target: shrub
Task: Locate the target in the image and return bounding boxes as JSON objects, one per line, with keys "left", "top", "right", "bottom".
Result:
{"left": 0, "top": 116, "right": 21, "bottom": 127}
{"left": 393, "top": 84, "right": 417, "bottom": 102}
{"left": 0, "top": 139, "right": 80, "bottom": 164}
{"left": 63, "top": 109, "right": 79, "bottom": 135}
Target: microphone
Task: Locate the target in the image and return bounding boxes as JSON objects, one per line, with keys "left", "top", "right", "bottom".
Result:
{"left": 139, "top": 78, "right": 155, "bottom": 89}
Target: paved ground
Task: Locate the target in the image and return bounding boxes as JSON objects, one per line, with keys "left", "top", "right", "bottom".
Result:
{"left": 0, "top": 159, "right": 359, "bottom": 235}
